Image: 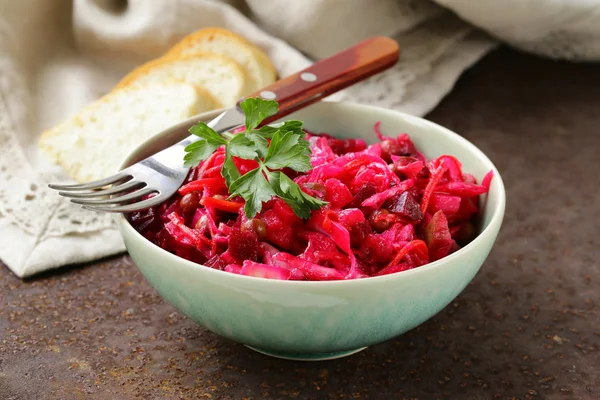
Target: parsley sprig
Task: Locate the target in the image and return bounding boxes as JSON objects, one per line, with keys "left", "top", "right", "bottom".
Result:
{"left": 183, "top": 98, "right": 327, "bottom": 219}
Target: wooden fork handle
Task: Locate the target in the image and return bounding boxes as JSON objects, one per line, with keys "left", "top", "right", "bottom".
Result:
{"left": 239, "top": 36, "right": 400, "bottom": 126}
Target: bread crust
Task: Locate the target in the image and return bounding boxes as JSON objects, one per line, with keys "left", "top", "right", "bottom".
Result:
{"left": 165, "top": 27, "right": 277, "bottom": 88}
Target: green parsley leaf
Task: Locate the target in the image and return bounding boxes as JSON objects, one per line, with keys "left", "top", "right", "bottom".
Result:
{"left": 246, "top": 133, "right": 269, "bottom": 158}
{"left": 264, "top": 130, "right": 312, "bottom": 172}
{"left": 239, "top": 98, "right": 278, "bottom": 130}
{"left": 221, "top": 149, "right": 240, "bottom": 188}
{"left": 257, "top": 120, "right": 304, "bottom": 139}
{"left": 183, "top": 141, "right": 220, "bottom": 168}
{"left": 227, "top": 133, "right": 260, "bottom": 160}
{"left": 270, "top": 172, "right": 327, "bottom": 219}
{"left": 228, "top": 168, "right": 276, "bottom": 217}
{"left": 183, "top": 122, "right": 227, "bottom": 168}
{"left": 226, "top": 131, "right": 269, "bottom": 161}
{"left": 189, "top": 122, "right": 227, "bottom": 145}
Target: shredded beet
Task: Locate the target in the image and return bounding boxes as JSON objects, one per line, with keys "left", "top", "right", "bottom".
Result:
{"left": 129, "top": 124, "right": 493, "bottom": 281}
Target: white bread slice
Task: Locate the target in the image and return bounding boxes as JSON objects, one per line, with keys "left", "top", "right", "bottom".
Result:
{"left": 249, "top": 45, "right": 278, "bottom": 88}
{"left": 39, "top": 81, "right": 218, "bottom": 183}
{"left": 116, "top": 53, "right": 247, "bottom": 107}
{"left": 165, "top": 27, "right": 277, "bottom": 92}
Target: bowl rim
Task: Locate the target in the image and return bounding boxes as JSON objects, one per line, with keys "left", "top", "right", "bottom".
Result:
{"left": 116, "top": 100, "right": 506, "bottom": 287}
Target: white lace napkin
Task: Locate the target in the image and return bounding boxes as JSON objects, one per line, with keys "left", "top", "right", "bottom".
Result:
{"left": 1, "top": 0, "right": 598, "bottom": 277}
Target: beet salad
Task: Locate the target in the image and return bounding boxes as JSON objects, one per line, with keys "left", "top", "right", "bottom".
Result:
{"left": 129, "top": 98, "right": 493, "bottom": 281}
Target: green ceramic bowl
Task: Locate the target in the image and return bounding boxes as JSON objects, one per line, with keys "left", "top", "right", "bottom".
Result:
{"left": 115, "top": 101, "right": 506, "bottom": 361}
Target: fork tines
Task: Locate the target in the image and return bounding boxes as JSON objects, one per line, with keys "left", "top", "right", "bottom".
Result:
{"left": 50, "top": 172, "right": 160, "bottom": 213}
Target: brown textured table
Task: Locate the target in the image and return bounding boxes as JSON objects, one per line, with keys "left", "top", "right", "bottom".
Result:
{"left": 1, "top": 48, "right": 599, "bottom": 400}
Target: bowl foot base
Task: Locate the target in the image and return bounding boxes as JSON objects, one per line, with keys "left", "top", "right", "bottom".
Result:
{"left": 245, "top": 345, "right": 368, "bottom": 361}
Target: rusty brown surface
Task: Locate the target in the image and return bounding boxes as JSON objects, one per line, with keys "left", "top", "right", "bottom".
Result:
{"left": 1, "top": 48, "right": 599, "bottom": 400}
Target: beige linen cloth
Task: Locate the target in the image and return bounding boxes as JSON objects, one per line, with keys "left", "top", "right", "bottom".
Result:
{"left": 1, "top": 0, "right": 599, "bottom": 278}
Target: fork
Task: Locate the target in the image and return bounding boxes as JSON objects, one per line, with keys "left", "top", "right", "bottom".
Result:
{"left": 49, "top": 36, "right": 400, "bottom": 213}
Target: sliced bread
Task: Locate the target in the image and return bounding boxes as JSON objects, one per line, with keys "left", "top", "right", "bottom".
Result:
{"left": 115, "top": 53, "right": 247, "bottom": 107}
{"left": 39, "top": 80, "right": 218, "bottom": 183}
{"left": 165, "top": 27, "right": 277, "bottom": 92}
